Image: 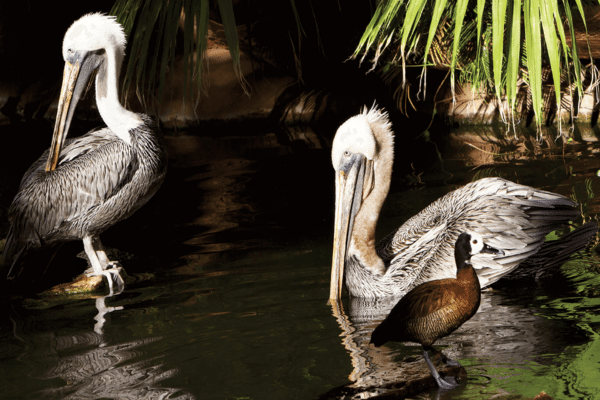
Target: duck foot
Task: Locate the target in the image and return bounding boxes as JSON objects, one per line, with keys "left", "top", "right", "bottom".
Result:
{"left": 440, "top": 352, "right": 462, "bottom": 367}
{"left": 423, "top": 350, "right": 459, "bottom": 390}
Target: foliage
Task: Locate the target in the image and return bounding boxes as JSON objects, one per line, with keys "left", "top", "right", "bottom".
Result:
{"left": 110, "top": 0, "right": 246, "bottom": 108}
{"left": 110, "top": 0, "right": 379, "bottom": 119}
{"left": 352, "top": 0, "right": 597, "bottom": 128}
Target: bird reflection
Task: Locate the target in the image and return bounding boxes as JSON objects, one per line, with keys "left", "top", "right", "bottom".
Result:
{"left": 9, "top": 295, "right": 194, "bottom": 400}
{"left": 94, "top": 292, "right": 124, "bottom": 337}
{"left": 325, "top": 288, "right": 586, "bottom": 398}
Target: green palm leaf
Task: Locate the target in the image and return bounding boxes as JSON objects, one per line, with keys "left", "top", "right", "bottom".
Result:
{"left": 505, "top": 0, "right": 521, "bottom": 113}
{"left": 524, "top": 0, "right": 542, "bottom": 126}
{"left": 354, "top": 0, "right": 597, "bottom": 129}
{"left": 491, "top": 0, "right": 507, "bottom": 102}
{"left": 111, "top": 0, "right": 248, "bottom": 106}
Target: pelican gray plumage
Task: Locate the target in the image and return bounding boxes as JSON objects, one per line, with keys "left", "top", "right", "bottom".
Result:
{"left": 1, "top": 13, "right": 167, "bottom": 292}
{"left": 330, "top": 106, "right": 591, "bottom": 301}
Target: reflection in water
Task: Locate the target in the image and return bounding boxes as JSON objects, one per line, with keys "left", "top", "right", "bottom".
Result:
{"left": 94, "top": 296, "right": 124, "bottom": 337}
{"left": 94, "top": 290, "right": 125, "bottom": 337}
{"left": 9, "top": 294, "right": 195, "bottom": 400}
{"left": 1, "top": 124, "right": 599, "bottom": 399}
{"left": 330, "top": 297, "right": 402, "bottom": 387}
{"left": 328, "top": 287, "right": 589, "bottom": 398}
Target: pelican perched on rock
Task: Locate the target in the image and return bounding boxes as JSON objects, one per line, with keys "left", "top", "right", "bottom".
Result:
{"left": 330, "top": 106, "right": 595, "bottom": 301}
{"left": 2, "top": 14, "right": 167, "bottom": 292}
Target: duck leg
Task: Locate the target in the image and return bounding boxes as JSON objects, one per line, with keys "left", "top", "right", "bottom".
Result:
{"left": 429, "top": 346, "right": 462, "bottom": 367}
{"left": 83, "top": 235, "right": 124, "bottom": 294}
{"left": 439, "top": 352, "right": 462, "bottom": 367}
{"left": 423, "top": 349, "right": 459, "bottom": 390}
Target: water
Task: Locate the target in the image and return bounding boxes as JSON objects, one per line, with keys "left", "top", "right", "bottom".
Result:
{"left": 0, "top": 123, "right": 599, "bottom": 399}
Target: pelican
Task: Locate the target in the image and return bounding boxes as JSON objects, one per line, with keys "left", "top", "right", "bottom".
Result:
{"left": 330, "top": 106, "right": 593, "bottom": 301}
{"left": 2, "top": 14, "right": 168, "bottom": 292}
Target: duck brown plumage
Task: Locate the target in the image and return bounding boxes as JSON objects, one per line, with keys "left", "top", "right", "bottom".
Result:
{"left": 370, "top": 232, "right": 503, "bottom": 389}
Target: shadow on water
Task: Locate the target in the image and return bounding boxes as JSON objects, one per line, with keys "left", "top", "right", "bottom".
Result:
{"left": 0, "top": 122, "right": 599, "bottom": 399}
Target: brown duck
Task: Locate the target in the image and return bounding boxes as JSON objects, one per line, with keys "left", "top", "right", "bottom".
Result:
{"left": 370, "top": 231, "right": 503, "bottom": 389}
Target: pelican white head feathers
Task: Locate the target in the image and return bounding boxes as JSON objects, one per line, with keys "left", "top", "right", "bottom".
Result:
{"left": 63, "top": 13, "right": 126, "bottom": 58}
{"left": 47, "top": 13, "right": 141, "bottom": 172}
{"left": 332, "top": 106, "right": 393, "bottom": 169}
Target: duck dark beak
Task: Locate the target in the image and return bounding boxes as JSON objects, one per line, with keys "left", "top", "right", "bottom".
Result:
{"left": 481, "top": 243, "right": 505, "bottom": 256}
{"left": 330, "top": 152, "right": 367, "bottom": 303}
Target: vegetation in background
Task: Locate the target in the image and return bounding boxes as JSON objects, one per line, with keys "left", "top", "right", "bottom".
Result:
{"left": 110, "top": 0, "right": 349, "bottom": 109}
{"left": 111, "top": 0, "right": 600, "bottom": 130}
{"left": 352, "top": 0, "right": 599, "bottom": 130}
{"left": 110, "top": 0, "right": 238, "bottom": 108}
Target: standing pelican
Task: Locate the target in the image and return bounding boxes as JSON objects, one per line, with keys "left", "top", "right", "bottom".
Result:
{"left": 2, "top": 14, "right": 167, "bottom": 292}
{"left": 330, "top": 106, "right": 594, "bottom": 301}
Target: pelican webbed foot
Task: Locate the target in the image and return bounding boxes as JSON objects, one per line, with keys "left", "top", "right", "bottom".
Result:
{"left": 86, "top": 266, "right": 124, "bottom": 295}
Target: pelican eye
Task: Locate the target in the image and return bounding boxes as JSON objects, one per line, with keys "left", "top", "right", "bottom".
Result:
{"left": 344, "top": 150, "right": 351, "bottom": 157}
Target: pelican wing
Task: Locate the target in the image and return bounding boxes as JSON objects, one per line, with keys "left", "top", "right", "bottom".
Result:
{"left": 4, "top": 128, "right": 137, "bottom": 264}
{"left": 376, "top": 177, "right": 579, "bottom": 290}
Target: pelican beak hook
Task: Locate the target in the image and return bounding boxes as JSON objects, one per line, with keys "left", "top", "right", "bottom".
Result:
{"left": 330, "top": 152, "right": 366, "bottom": 303}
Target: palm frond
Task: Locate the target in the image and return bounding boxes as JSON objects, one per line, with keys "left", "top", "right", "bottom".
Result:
{"left": 111, "top": 0, "right": 248, "bottom": 107}
{"left": 352, "top": 0, "right": 597, "bottom": 129}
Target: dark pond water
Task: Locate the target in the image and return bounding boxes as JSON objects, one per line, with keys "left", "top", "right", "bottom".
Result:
{"left": 0, "top": 123, "right": 599, "bottom": 399}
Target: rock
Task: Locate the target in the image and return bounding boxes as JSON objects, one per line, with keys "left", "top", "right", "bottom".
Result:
{"left": 40, "top": 273, "right": 105, "bottom": 296}
{"left": 40, "top": 268, "right": 129, "bottom": 296}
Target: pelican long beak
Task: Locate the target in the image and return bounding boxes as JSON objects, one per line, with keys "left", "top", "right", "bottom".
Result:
{"left": 46, "top": 52, "right": 100, "bottom": 172}
{"left": 330, "top": 152, "right": 367, "bottom": 303}
{"left": 46, "top": 62, "right": 80, "bottom": 171}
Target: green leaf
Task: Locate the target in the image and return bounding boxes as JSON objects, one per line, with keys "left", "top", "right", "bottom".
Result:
{"left": 449, "top": 0, "right": 470, "bottom": 95}
{"left": 353, "top": 0, "right": 406, "bottom": 66}
{"left": 111, "top": 0, "right": 248, "bottom": 107}
{"left": 491, "top": 0, "right": 507, "bottom": 101}
{"left": 562, "top": 0, "right": 584, "bottom": 96}
{"left": 505, "top": 0, "right": 521, "bottom": 112}
{"left": 422, "top": 0, "right": 448, "bottom": 67}
{"left": 217, "top": 0, "right": 250, "bottom": 94}
{"left": 475, "top": 0, "right": 487, "bottom": 69}
{"left": 540, "top": 0, "right": 562, "bottom": 119}
{"left": 524, "top": 0, "right": 542, "bottom": 126}
{"left": 193, "top": 0, "right": 210, "bottom": 93}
